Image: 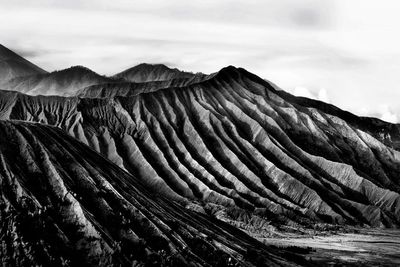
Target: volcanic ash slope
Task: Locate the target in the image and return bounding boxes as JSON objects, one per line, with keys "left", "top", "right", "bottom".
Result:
{"left": 2, "top": 66, "right": 400, "bottom": 230}
{"left": 0, "top": 120, "right": 305, "bottom": 267}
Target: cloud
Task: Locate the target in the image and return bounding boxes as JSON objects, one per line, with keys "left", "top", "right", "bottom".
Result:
{"left": 292, "top": 86, "right": 330, "bottom": 103}
{"left": 378, "top": 105, "right": 398, "bottom": 123}
{"left": 293, "top": 86, "right": 315, "bottom": 99}
{"left": 290, "top": 6, "right": 327, "bottom": 27}
{"left": 291, "top": 88, "right": 399, "bottom": 124}
{"left": 12, "top": 47, "right": 54, "bottom": 60}
{"left": 317, "top": 88, "right": 330, "bottom": 103}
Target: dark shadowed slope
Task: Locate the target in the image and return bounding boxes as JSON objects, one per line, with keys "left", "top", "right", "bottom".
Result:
{"left": 2, "top": 66, "right": 400, "bottom": 231}
{"left": 1, "top": 66, "right": 117, "bottom": 96}
{"left": 0, "top": 44, "right": 47, "bottom": 82}
{"left": 113, "top": 63, "right": 203, "bottom": 83}
{"left": 0, "top": 120, "right": 304, "bottom": 267}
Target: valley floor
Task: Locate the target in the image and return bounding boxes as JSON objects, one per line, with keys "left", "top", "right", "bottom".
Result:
{"left": 260, "top": 228, "right": 400, "bottom": 266}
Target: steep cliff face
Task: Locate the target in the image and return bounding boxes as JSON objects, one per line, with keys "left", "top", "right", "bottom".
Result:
{"left": 0, "top": 121, "right": 303, "bottom": 267}
{"left": 113, "top": 63, "right": 203, "bottom": 83}
{"left": 1, "top": 66, "right": 116, "bottom": 96}
{"left": 2, "top": 66, "right": 400, "bottom": 229}
{"left": 0, "top": 44, "right": 47, "bottom": 82}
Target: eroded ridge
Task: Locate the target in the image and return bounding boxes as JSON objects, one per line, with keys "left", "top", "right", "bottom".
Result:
{"left": 2, "top": 66, "right": 400, "bottom": 230}
{"left": 0, "top": 121, "right": 302, "bottom": 266}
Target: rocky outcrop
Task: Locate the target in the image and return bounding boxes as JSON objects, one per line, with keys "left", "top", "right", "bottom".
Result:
{"left": 0, "top": 120, "right": 303, "bottom": 266}
{"left": 2, "top": 66, "right": 400, "bottom": 229}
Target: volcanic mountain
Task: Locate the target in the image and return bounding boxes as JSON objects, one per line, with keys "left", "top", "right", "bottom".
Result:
{"left": 3, "top": 44, "right": 400, "bottom": 265}
{"left": 0, "top": 44, "right": 47, "bottom": 81}
{"left": 3, "top": 64, "right": 400, "bottom": 232}
{"left": 114, "top": 63, "right": 200, "bottom": 83}
{"left": 0, "top": 120, "right": 305, "bottom": 266}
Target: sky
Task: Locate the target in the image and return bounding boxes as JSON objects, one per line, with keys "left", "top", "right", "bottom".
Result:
{"left": 1, "top": 0, "right": 400, "bottom": 122}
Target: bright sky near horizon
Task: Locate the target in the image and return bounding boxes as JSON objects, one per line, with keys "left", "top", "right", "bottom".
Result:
{"left": 1, "top": 0, "right": 400, "bottom": 122}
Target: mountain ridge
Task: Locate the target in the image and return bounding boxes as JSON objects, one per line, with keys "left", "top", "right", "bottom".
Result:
{"left": 113, "top": 63, "right": 203, "bottom": 83}
{"left": 0, "top": 120, "right": 305, "bottom": 266}
{"left": 2, "top": 64, "right": 400, "bottom": 229}
{"left": 2, "top": 44, "right": 400, "bottom": 265}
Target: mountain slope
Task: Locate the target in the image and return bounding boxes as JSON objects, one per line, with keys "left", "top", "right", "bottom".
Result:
{"left": 2, "top": 66, "right": 400, "bottom": 231}
{"left": 114, "top": 63, "right": 202, "bottom": 83}
{"left": 76, "top": 72, "right": 214, "bottom": 98}
{"left": 0, "top": 120, "right": 304, "bottom": 266}
{"left": 0, "top": 44, "right": 47, "bottom": 82}
{"left": 1, "top": 66, "right": 116, "bottom": 96}
{"left": 276, "top": 89, "right": 400, "bottom": 149}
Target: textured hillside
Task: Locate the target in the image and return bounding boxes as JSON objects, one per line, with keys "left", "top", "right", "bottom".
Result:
{"left": 276, "top": 90, "right": 400, "bottom": 150}
{"left": 114, "top": 63, "right": 203, "bottom": 83}
{"left": 0, "top": 120, "right": 305, "bottom": 267}
{"left": 0, "top": 44, "right": 47, "bottom": 82}
{"left": 2, "top": 66, "right": 400, "bottom": 230}
{"left": 1, "top": 66, "right": 116, "bottom": 96}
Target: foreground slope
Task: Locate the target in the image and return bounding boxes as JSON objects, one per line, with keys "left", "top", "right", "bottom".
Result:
{"left": 0, "top": 120, "right": 303, "bottom": 267}
{"left": 2, "top": 66, "right": 400, "bottom": 230}
{"left": 0, "top": 44, "right": 47, "bottom": 82}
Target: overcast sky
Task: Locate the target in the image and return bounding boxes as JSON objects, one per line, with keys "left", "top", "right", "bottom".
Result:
{"left": 1, "top": 0, "right": 400, "bottom": 122}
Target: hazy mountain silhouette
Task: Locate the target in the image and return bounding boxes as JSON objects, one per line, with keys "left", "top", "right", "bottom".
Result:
{"left": 0, "top": 44, "right": 46, "bottom": 81}
{"left": 0, "top": 65, "right": 119, "bottom": 96}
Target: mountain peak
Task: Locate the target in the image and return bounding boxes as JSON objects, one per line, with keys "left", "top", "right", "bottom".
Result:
{"left": 114, "top": 63, "right": 196, "bottom": 83}
{"left": 0, "top": 44, "right": 18, "bottom": 61}
{"left": 217, "top": 65, "right": 241, "bottom": 75}
{"left": 134, "top": 62, "right": 170, "bottom": 69}
{"left": 52, "top": 65, "right": 98, "bottom": 75}
{"left": 0, "top": 44, "right": 47, "bottom": 81}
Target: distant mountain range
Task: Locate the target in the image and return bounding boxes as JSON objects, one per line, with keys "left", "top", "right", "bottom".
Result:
{"left": 1, "top": 44, "right": 400, "bottom": 266}
{"left": 0, "top": 52, "right": 207, "bottom": 96}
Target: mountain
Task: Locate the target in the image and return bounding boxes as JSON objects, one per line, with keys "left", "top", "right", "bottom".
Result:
{"left": 0, "top": 44, "right": 47, "bottom": 82}
{"left": 1, "top": 66, "right": 117, "bottom": 96}
{"left": 114, "top": 63, "right": 202, "bottom": 83}
{"left": 2, "top": 66, "right": 400, "bottom": 232}
{"left": 0, "top": 120, "right": 304, "bottom": 266}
